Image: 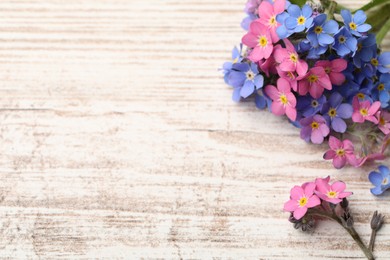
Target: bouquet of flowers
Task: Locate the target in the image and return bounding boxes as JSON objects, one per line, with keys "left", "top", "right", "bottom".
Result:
{"left": 222, "top": 0, "right": 390, "bottom": 169}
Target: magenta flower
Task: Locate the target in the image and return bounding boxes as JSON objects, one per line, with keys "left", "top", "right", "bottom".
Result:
{"left": 242, "top": 21, "right": 274, "bottom": 62}
{"left": 352, "top": 97, "right": 380, "bottom": 124}
{"left": 315, "top": 59, "right": 347, "bottom": 86}
{"left": 259, "top": 55, "right": 277, "bottom": 77}
{"left": 274, "top": 39, "right": 308, "bottom": 76}
{"left": 376, "top": 110, "right": 390, "bottom": 135}
{"left": 284, "top": 182, "right": 321, "bottom": 220}
{"left": 264, "top": 78, "right": 297, "bottom": 121}
{"left": 298, "top": 66, "right": 332, "bottom": 98}
{"left": 315, "top": 178, "right": 352, "bottom": 204}
{"left": 300, "top": 115, "right": 330, "bottom": 144}
{"left": 323, "top": 136, "right": 358, "bottom": 169}
{"left": 258, "top": 0, "right": 286, "bottom": 43}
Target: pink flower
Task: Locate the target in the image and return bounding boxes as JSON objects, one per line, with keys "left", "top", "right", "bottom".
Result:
{"left": 300, "top": 115, "right": 330, "bottom": 144}
{"left": 242, "top": 21, "right": 274, "bottom": 62}
{"left": 298, "top": 66, "right": 332, "bottom": 98}
{"left": 352, "top": 97, "right": 380, "bottom": 124}
{"left": 258, "top": 0, "right": 286, "bottom": 43}
{"left": 323, "top": 136, "right": 358, "bottom": 169}
{"left": 376, "top": 110, "right": 390, "bottom": 134}
{"left": 284, "top": 182, "right": 321, "bottom": 220}
{"left": 264, "top": 78, "right": 297, "bottom": 121}
{"left": 274, "top": 39, "right": 308, "bottom": 76}
{"left": 258, "top": 55, "right": 277, "bottom": 77}
{"left": 315, "top": 59, "right": 347, "bottom": 86}
{"left": 315, "top": 178, "right": 352, "bottom": 204}
{"left": 276, "top": 68, "right": 299, "bottom": 91}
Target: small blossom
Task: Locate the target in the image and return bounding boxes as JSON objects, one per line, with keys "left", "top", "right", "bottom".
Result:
{"left": 296, "top": 95, "right": 326, "bottom": 117}
{"left": 376, "top": 110, "right": 390, "bottom": 135}
{"left": 315, "top": 59, "right": 347, "bottom": 86}
{"left": 341, "top": 9, "right": 371, "bottom": 37}
{"left": 369, "top": 165, "right": 390, "bottom": 195}
{"left": 284, "top": 182, "right": 321, "bottom": 220}
{"left": 353, "top": 34, "right": 377, "bottom": 68}
{"left": 351, "top": 97, "right": 380, "bottom": 124}
{"left": 284, "top": 4, "right": 313, "bottom": 33}
{"left": 242, "top": 21, "right": 274, "bottom": 62}
{"left": 372, "top": 73, "right": 390, "bottom": 108}
{"left": 264, "top": 78, "right": 297, "bottom": 121}
{"left": 333, "top": 27, "right": 358, "bottom": 57}
{"left": 300, "top": 115, "right": 330, "bottom": 144}
{"left": 307, "top": 14, "right": 338, "bottom": 47}
{"left": 369, "top": 52, "right": 390, "bottom": 74}
{"left": 323, "top": 136, "right": 357, "bottom": 169}
{"left": 222, "top": 45, "right": 244, "bottom": 84}
{"left": 315, "top": 178, "right": 353, "bottom": 204}
{"left": 321, "top": 92, "right": 353, "bottom": 133}
{"left": 298, "top": 66, "right": 332, "bottom": 98}
{"left": 274, "top": 39, "right": 308, "bottom": 76}
{"left": 228, "top": 63, "right": 264, "bottom": 101}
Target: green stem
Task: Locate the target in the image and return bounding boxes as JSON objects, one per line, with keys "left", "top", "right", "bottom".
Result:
{"left": 309, "top": 209, "right": 375, "bottom": 260}
{"left": 376, "top": 17, "right": 390, "bottom": 45}
{"left": 326, "top": 1, "right": 337, "bottom": 20}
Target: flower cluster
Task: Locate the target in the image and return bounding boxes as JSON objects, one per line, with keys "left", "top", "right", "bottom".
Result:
{"left": 222, "top": 0, "right": 390, "bottom": 169}
{"left": 284, "top": 177, "right": 384, "bottom": 259}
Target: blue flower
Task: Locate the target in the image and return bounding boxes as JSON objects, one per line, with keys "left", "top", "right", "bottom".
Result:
{"left": 222, "top": 45, "right": 244, "bottom": 84}
{"left": 353, "top": 34, "right": 377, "bottom": 68}
{"left": 369, "top": 165, "right": 390, "bottom": 195}
{"left": 321, "top": 92, "right": 353, "bottom": 133}
{"left": 296, "top": 95, "right": 326, "bottom": 117}
{"left": 284, "top": 4, "right": 313, "bottom": 33}
{"left": 228, "top": 63, "right": 264, "bottom": 101}
{"left": 255, "top": 90, "right": 272, "bottom": 110}
{"left": 373, "top": 73, "right": 390, "bottom": 108}
{"left": 370, "top": 52, "right": 390, "bottom": 74}
{"left": 307, "top": 14, "right": 338, "bottom": 47}
{"left": 305, "top": 33, "right": 328, "bottom": 59}
{"left": 341, "top": 9, "right": 372, "bottom": 37}
{"left": 333, "top": 27, "right": 357, "bottom": 57}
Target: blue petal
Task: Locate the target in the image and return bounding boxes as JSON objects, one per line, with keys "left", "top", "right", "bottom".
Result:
{"left": 357, "top": 23, "right": 371, "bottom": 33}
{"left": 318, "top": 33, "right": 334, "bottom": 46}
{"left": 276, "top": 12, "right": 289, "bottom": 23}
{"left": 337, "top": 103, "right": 353, "bottom": 118}
{"left": 323, "top": 20, "right": 339, "bottom": 34}
{"left": 329, "top": 92, "right": 343, "bottom": 107}
{"left": 288, "top": 4, "right": 301, "bottom": 18}
{"left": 371, "top": 186, "right": 384, "bottom": 196}
{"left": 331, "top": 117, "right": 347, "bottom": 133}
{"left": 305, "top": 17, "right": 314, "bottom": 28}
{"left": 378, "top": 165, "right": 390, "bottom": 177}
{"left": 336, "top": 44, "right": 351, "bottom": 56}
{"left": 228, "top": 71, "right": 246, "bottom": 87}
{"left": 294, "top": 24, "right": 305, "bottom": 32}
{"left": 302, "top": 4, "right": 312, "bottom": 18}
{"left": 285, "top": 16, "right": 298, "bottom": 29}
{"left": 277, "top": 25, "right": 289, "bottom": 39}
{"left": 379, "top": 91, "right": 390, "bottom": 105}
{"left": 232, "top": 88, "right": 241, "bottom": 102}
{"left": 341, "top": 9, "right": 352, "bottom": 24}
{"left": 314, "top": 14, "right": 327, "bottom": 26}
{"left": 250, "top": 63, "right": 259, "bottom": 74}
{"left": 240, "top": 80, "right": 255, "bottom": 98}
{"left": 346, "top": 37, "right": 358, "bottom": 51}
{"left": 232, "top": 63, "right": 249, "bottom": 72}
{"left": 254, "top": 75, "right": 264, "bottom": 89}
{"left": 353, "top": 10, "right": 367, "bottom": 25}
{"left": 379, "top": 52, "right": 390, "bottom": 66}
{"left": 255, "top": 92, "right": 266, "bottom": 109}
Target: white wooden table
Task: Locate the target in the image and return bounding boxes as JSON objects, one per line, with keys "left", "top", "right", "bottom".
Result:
{"left": 0, "top": 0, "right": 389, "bottom": 259}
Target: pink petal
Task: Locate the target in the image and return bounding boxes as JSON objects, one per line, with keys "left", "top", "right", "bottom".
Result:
{"left": 285, "top": 106, "right": 297, "bottom": 121}
{"left": 315, "top": 60, "right": 330, "bottom": 68}
{"left": 342, "top": 139, "right": 354, "bottom": 151}
{"left": 306, "top": 195, "right": 321, "bottom": 208}
{"left": 270, "top": 28, "right": 280, "bottom": 43}
{"left": 329, "top": 72, "right": 345, "bottom": 86}
{"left": 273, "top": 45, "right": 287, "bottom": 63}
{"left": 328, "top": 136, "right": 341, "bottom": 150}
{"left": 338, "top": 192, "right": 353, "bottom": 199}
{"left": 258, "top": 1, "right": 274, "bottom": 20}
{"left": 242, "top": 33, "right": 258, "bottom": 48}
{"left": 293, "top": 207, "right": 307, "bottom": 220}
{"left": 331, "top": 181, "right": 346, "bottom": 192}
{"left": 264, "top": 85, "right": 279, "bottom": 100}
{"left": 352, "top": 96, "right": 360, "bottom": 110}
{"left": 263, "top": 44, "right": 274, "bottom": 59}
{"left": 319, "top": 123, "right": 330, "bottom": 136}
{"left": 250, "top": 21, "right": 265, "bottom": 36}
{"left": 367, "top": 115, "right": 379, "bottom": 124}
{"left": 271, "top": 101, "right": 285, "bottom": 116}
{"left": 315, "top": 178, "right": 330, "bottom": 194}
{"left": 327, "top": 198, "right": 342, "bottom": 204}
{"left": 279, "top": 61, "right": 295, "bottom": 72}
{"left": 249, "top": 47, "right": 265, "bottom": 62}
{"left": 346, "top": 154, "right": 359, "bottom": 166}
{"left": 274, "top": 0, "right": 286, "bottom": 14}
{"left": 277, "top": 78, "right": 291, "bottom": 93}
{"left": 352, "top": 112, "right": 364, "bottom": 123}
{"left": 303, "top": 182, "right": 316, "bottom": 197}
{"left": 290, "top": 185, "right": 304, "bottom": 200}
{"left": 311, "top": 129, "right": 324, "bottom": 144}
{"left": 309, "top": 84, "right": 324, "bottom": 99}
{"left": 324, "top": 150, "right": 336, "bottom": 160}
{"left": 284, "top": 199, "right": 298, "bottom": 211}
{"left": 368, "top": 101, "right": 381, "bottom": 115}
{"left": 319, "top": 75, "right": 332, "bottom": 90}
{"left": 286, "top": 92, "right": 296, "bottom": 107}
{"left": 298, "top": 80, "right": 309, "bottom": 96}
{"left": 283, "top": 39, "right": 295, "bottom": 52}
{"left": 296, "top": 60, "right": 308, "bottom": 76}
{"left": 333, "top": 156, "right": 347, "bottom": 169}
{"left": 331, "top": 58, "right": 348, "bottom": 72}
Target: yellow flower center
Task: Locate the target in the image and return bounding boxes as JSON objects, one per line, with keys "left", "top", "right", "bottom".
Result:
{"left": 378, "top": 83, "right": 385, "bottom": 91}
{"left": 380, "top": 116, "right": 386, "bottom": 126}
{"left": 297, "top": 16, "right": 306, "bottom": 25}
{"left": 314, "top": 26, "right": 323, "bottom": 34}
{"left": 269, "top": 16, "right": 277, "bottom": 26}
{"left": 338, "top": 36, "right": 346, "bottom": 44}
{"left": 289, "top": 53, "right": 298, "bottom": 63}
{"left": 383, "top": 178, "right": 389, "bottom": 185}
{"left": 311, "top": 121, "right": 319, "bottom": 129}
{"left": 371, "top": 58, "right": 379, "bottom": 66}
{"left": 357, "top": 93, "right": 365, "bottom": 99}
{"left": 246, "top": 70, "right": 255, "bottom": 80}
{"left": 298, "top": 197, "right": 308, "bottom": 207}
{"left": 328, "top": 108, "right": 337, "bottom": 117}
{"left": 279, "top": 94, "right": 288, "bottom": 105}
{"left": 258, "top": 36, "right": 268, "bottom": 47}
{"left": 360, "top": 108, "right": 368, "bottom": 116}
{"left": 308, "top": 75, "right": 318, "bottom": 83}
{"left": 327, "top": 190, "right": 338, "bottom": 198}
{"left": 325, "top": 67, "right": 332, "bottom": 74}
{"left": 336, "top": 149, "right": 345, "bottom": 156}
{"left": 311, "top": 100, "right": 319, "bottom": 107}
{"left": 349, "top": 22, "right": 357, "bottom": 30}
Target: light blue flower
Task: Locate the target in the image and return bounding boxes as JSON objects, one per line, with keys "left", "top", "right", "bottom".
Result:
{"left": 333, "top": 27, "right": 357, "bottom": 57}
{"left": 369, "top": 165, "right": 390, "bottom": 195}
{"left": 307, "top": 14, "right": 338, "bottom": 47}
{"left": 222, "top": 45, "right": 243, "bottom": 84}
{"left": 228, "top": 63, "right": 264, "bottom": 101}
{"left": 284, "top": 4, "right": 313, "bottom": 33}
{"left": 341, "top": 9, "right": 371, "bottom": 37}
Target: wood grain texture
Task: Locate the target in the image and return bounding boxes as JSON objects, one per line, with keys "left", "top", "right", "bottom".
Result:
{"left": 0, "top": 0, "right": 389, "bottom": 259}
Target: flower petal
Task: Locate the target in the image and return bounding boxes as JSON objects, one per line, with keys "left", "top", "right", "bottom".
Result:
{"left": 290, "top": 185, "right": 305, "bottom": 200}
{"left": 331, "top": 181, "right": 346, "bottom": 192}
{"left": 293, "top": 207, "right": 307, "bottom": 220}
{"left": 369, "top": 171, "right": 383, "bottom": 186}
{"left": 306, "top": 195, "right": 321, "bottom": 208}
{"left": 284, "top": 199, "right": 298, "bottom": 212}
